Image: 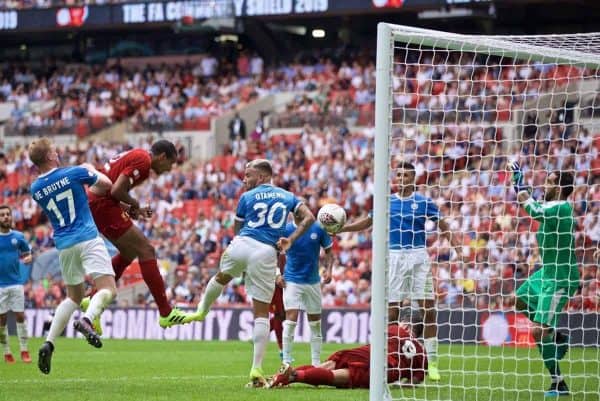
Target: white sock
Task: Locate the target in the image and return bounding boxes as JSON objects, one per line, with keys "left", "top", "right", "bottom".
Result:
{"left": 198, "top": 277, "right": 224, "bottom": 314}
{"left": 47, "top": 298, "right": 79, "bottom": 344}
{"left": 424, "top": 337, "right": 438, "bottom": 362}
{"left": 252, "top": 317, "right": 270, "bottom": 370}
{"left": 309, "top": 320, "right": 322, "bottom": 366}
{"left": 16, "top": 322, "right": 28, "bottom": 352}
{"left": 84, "top": 289, "right": 113, "bottom": 322}
{"left": 0, "top": 325, "right": 10, "bottom": 354}
{"left": 282, "top": 320, "right": 297, "bottom": 364}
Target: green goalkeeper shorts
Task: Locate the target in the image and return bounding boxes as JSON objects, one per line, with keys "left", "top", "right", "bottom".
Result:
{"left": 516, "top": 269, "right": 576, "bottom": 327}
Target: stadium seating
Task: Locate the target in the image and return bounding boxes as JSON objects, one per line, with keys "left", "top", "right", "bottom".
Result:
{"left": 1, "top": 54, "right": 598, "bottom": 313}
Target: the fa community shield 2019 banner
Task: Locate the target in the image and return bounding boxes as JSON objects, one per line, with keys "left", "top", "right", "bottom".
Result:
{"left": 11, "top": 308, "right": 600, "bottom": 346}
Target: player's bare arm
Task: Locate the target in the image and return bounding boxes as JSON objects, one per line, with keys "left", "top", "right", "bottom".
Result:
{"left": 277, "top": 204, "right": 315, "bottom": 252}
{"left": 338, "top": 215, "right": 373, "bottom": 233}
{"left": 21, "top": 251, "right": 33, "bottom": 265}
{"left": 438, "top": 218, "right": 463, "bottom": 259}
{"left": 110, "top": 174, "right": 141, "bottom": 213}
{"left": 322, "top": 247, "right": 334, "bottom": 284}
{"left": 80, "top": 163, "right": 112, "bottom": 196}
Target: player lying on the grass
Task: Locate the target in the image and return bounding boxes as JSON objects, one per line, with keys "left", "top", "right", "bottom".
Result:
{"left": 268, "top": 307, "right": 427, "bottom": 389}
{"left": 508, "top": 162, "right": 578, "bottom": 397}
{"left": 29, "top": 138, "right": 117, "bottom": 374}
{"left": 0, "top": 205, "right": 33, "bottom": 364}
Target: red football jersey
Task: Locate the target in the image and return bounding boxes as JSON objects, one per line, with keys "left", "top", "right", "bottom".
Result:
{"left": 387, "top": 325, "right": 428, "bottom": 384}
{"left": 102, "top": 149, "right": 152, "bottom": 191}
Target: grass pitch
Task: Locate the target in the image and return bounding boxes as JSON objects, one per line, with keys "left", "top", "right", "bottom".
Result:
{"left": 0, "top": 338, "right": 598, "bottom": 401}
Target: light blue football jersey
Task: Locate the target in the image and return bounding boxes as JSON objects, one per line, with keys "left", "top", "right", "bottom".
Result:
{"left": 0, "top": 230, "right": 30, "bottom": 287}
{"left": 283, "top": 222, "right": 332, "bottom": 285}
{"left": 31, "top": 166, "right": 99, "bottom": 250}
{"left": 236, "top": 184, "right": 301, "bottom": 247}
{"left": 388, "top": 193, "right": 440, "bottom": 249}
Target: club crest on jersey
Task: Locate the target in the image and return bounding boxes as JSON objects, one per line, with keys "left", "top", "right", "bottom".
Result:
{"left": 310, "top": 233, "right": 318, "bottom": 240}
{"left": 133, "top": 169, "right": 140, "bottom": 177}
{"left": 11, "top": 238, "right": 18, "bottom": 246}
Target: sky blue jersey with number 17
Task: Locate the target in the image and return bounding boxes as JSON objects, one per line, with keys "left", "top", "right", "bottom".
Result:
{"left": 30, "top": 166, "right": 99, "bottom": 250}
{"left": 236, "top": 184, "right": 301, "bottom": 247}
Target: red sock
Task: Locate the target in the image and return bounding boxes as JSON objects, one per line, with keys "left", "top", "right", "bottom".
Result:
{"left": 295, "top": 367, "right": 335, "bottom": 386}
{"left": 112, "top": 254, "right": 132, "bottom": 282}
{"left": 270, "top": 317, "right": 283, "bottom": 350}
{"left": 139, "top": 259, "right": 172, "bottom": 317}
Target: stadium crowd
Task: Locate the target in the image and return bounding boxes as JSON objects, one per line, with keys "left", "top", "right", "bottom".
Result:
{"left": 5, "top": 51, "right": 589, "bottom": 139}
{"left": 0, "top": 51, "right": 599, "bottom": 313}
{"left": 1, "top": 120, "right": 599, "bottom": 312}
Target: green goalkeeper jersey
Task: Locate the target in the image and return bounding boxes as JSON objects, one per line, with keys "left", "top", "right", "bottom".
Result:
{"left": 523, "top": 198, "right": 579, "bottom": 284}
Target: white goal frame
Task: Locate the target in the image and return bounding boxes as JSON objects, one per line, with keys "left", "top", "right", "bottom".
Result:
{"left": 370, "top": 22, "right": 600, "bottom": 401}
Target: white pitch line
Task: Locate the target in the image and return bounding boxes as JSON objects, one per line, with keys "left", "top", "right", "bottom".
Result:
{"left": 0, "top": 375, "right": 245, "bottom": 385}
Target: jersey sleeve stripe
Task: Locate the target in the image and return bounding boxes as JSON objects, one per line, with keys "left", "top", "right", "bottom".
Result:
{"left": 234, "top": 215, "right": 245, "bottom": 221}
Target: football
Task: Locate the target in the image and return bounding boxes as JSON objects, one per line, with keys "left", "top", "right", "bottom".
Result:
{"left": 317, "top": 203, "right": 347, "bottom": 234}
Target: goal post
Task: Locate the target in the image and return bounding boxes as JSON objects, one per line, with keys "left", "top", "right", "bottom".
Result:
{"left": 371, "top": 21, "right": 394, "bottom": 401}
{"left": 371, "top": 22, "right": 600, "bottom": 401}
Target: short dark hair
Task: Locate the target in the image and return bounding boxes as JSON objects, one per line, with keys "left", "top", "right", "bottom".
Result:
{"left": 555, "top": 170, "right": 574, "bottom": 199}
{"left": 151, "top": 140, "right": 178, "bottom": 160}
{"left": 397, "top": 161, "right": 415, "bottom": 173}
{"left": 0, "top": 205, "right": 11, "bottom": 213}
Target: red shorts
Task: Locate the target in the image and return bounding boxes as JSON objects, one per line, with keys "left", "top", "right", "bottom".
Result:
{"left": 89, "top": 195, "right": 133, "bottom": 240}
{"left": 327, "top": 348, "right": 370, "bottom": 389}
{"left": 270, "top": 286, "right": 284, "bottom": 315}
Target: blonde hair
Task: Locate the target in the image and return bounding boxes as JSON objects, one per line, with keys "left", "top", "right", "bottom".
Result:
{"left": 28, "top": 137, "right": 53, "bottom": 167}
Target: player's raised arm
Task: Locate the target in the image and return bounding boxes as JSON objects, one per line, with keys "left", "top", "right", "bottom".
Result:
{"left": 507, "top": 161, "right": 541, "bottom": 214}
{"left": 338, "top": 214, "right": 373, "bottom": 233}
{"left": 277, "top": 203, "right": 314, "bottom": 252}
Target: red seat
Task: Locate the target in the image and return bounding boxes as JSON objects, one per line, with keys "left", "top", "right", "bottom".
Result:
{"left": 194, "top": 117, "right": 210, "bottom": 130}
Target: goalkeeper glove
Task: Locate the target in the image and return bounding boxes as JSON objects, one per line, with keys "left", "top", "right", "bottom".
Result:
{"left": 507, "top": 161, "right": 530, "bottom": 194}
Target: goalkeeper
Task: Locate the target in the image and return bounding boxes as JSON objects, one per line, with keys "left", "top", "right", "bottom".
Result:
{"left": 508, "top": 162, "right": 579, "bottom": 397}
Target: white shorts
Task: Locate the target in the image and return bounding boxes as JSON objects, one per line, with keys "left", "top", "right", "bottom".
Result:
{"left": 283, "top": 282, "right": 322, "bottom": 315}
{"left": 0, "top": 285, "right": 24, "bottom": 314}
{"left": 389, "top": 248, "right": 434, "bottom": 302}
{"left": 58, "top": 237, "right": 114, "bottom": 286}
{"left": 220, "top": 236, "right": 278, "bottom": 304}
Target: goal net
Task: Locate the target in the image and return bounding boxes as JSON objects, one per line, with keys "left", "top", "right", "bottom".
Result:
{"left": 371, "top": 23, "right": 600, "bottom": 401}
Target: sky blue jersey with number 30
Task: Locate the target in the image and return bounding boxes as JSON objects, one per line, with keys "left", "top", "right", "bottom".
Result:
{"left": 30, "top": 166, "right": 99, "bottom": 250}
{"left": 236, "top": 184, "right": 301, "bottom": 247}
